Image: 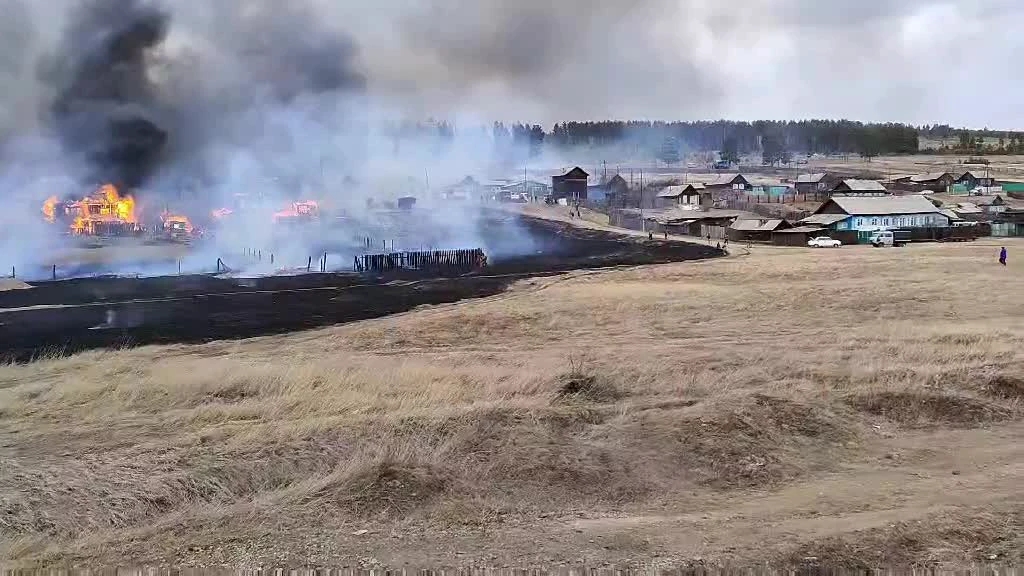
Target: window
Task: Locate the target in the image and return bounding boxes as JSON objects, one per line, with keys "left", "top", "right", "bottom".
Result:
{"left": 884, "top": 218, "right": 890, "bottom": 226}
{"left": 872, "top": 218, "right": 879, "bottom": 226}
{"left": 857, "top": 218, "right": 864, "bottom": 227}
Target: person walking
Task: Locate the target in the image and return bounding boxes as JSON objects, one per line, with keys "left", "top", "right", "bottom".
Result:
{"left": 1000, "top": 246, "right": 1007, "bottom": 266}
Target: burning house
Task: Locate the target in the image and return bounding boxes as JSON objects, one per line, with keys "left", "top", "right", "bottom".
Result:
{"left": 45, "top": 184, "right": 144, "bottom": 237}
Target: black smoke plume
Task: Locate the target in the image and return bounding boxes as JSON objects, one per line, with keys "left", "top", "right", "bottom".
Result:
{"left": 36, "top": 0, "right": 367, "bottom": 194}
{"left": 43, "top": 0, "right": 170, "bottom": 189}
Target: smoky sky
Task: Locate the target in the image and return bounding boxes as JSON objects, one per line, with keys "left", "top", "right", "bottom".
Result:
{"left": 1, "top": 0, "right": 1023, "bottom": 162}
{"left": 0, "top": 0, "right": 368, "bottom": 191}
{"left": 345, "top": 0, "right": 1024, "bottom": 129}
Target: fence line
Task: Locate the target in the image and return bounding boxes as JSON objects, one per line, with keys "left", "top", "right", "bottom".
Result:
{"left": 355, "top": 249, "right": 487, "bottom": 274}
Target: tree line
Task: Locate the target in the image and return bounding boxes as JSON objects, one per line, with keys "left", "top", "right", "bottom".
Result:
{"left": 384, "top": 119, "right": 1024, "bottom": 163}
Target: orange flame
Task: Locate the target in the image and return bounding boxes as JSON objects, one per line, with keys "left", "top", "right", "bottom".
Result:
{"left": 69, "top": 184, "right": 139, "bottom": 236}
{"left": 42, "top": 196, "right": 60, "bottom": 223}
{"left": 161, "top": 212, "right": 194, "bottom": 235}
{"left": 273, "top": 200, "right": 320, "bottom": 223}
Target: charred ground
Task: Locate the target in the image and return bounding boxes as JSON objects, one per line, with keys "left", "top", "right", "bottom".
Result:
{"left": 0, "top": 215, "right": 721, "bottom": 361}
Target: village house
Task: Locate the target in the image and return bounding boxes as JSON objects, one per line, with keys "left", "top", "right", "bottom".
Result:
{"left": 957, "top": 171, "right": 997, "bottom": 190}
{"left": 604, "top": 174, "right": 631, "bottom": 205}
{"left": 552, "top": 167, "right": 589, "bottom": 201}
{"left": 896, "top": 172, "right": 954, "bottom": 193}
{"left": 655, "top": 183, "right": 704, "bottom": 209}
{"left": 830, "top": 179, "right": 889, "bottom": 197}
{"left": 793, "top": 173, "right": 839, "bottom": 195}
{"left": 810, "top": 195, "right": 949, "bottom": 232}
{"left": 703, "top": 173, "right": 750, "bottom": 193}
{"left": 977, "top": 195, "right": 1007, "bottom": 214}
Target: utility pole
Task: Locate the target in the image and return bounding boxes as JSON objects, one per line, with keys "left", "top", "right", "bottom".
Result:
{"left": 640, "top": 169, "right": 645, "bottom": 233}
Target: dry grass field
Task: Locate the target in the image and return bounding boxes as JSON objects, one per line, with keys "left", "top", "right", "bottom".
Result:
{"left": 1, "top": 238, "right": 1022, "bottom": 569}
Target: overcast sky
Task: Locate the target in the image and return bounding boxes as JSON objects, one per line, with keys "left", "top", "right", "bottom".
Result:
{"left": 335, "top": 0, "right": 1024, "bottom": 129}
{"left": 3, "top": 0, "right": 1022, "bottom": 132}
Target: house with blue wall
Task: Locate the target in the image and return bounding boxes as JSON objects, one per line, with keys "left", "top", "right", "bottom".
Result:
{"left": 804, "top": 195, "right": 950, "bottom": 234}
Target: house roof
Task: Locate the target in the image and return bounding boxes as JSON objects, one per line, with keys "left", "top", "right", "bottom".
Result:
{"left": 953, "top": 202, "right": 983, "bottom": 214}
{"left": 795, "top": 173, "right": 827, "bottom": 184}
{"left": 620, "top": 207, "right": 742, "bottom": 222}
{"left": 910, "top": 172, "right": 951, "bottom": 183}
{"left": 835, "top": 179, "right": 888, "bottom": 192}
{"left": 774, "top": 225, "right": 826, "bottom": 234}
{"left": 821, "top": 195, "right": 941, "bottom": 216}
{"left": 729, "top": 219, "right": 786, "bottom": 231}
{"left": 657, "top": 184, "right": 705, "bottom": 198}
{"left": 940, "top": 209, "right": 963, "bottom": 221}
{"left": 959, "top": 171, "right": 991, "bottom": 180}
{"left": 800, "top": 213, "right": 851, "bottom": 226}
{"left": 556, "top": 167, "right": 589, "bottom": 179}
{"left": 705, "top": 173, "right": 744, "bottom": 186}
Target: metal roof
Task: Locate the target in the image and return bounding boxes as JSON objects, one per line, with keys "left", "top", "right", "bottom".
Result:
{"left": 954, "top": 202, "right": 983, "bottom": 214}
{"left": 774, "top": 225, "right": 826, "bottom": 234}
{"left": 959, "top": 171, "right": 992, "bottom": 180}
{"left": 729, "top": 219, "right": 786, "bottom": 231}
{"left": 909, "top": 172, "right": 951, "bottom": 183}
{"left": 836, "top": 179, "right": 887, "bottom": 191}
{"left": 800, "top": 213, "right": 851, "bottom": 226}
{"left": 705, "top": 173, "right": 743, "bottom": 186}
{"left": 940, "top": 209, "right": 963, "bottom": 221}
{"left": 795, "top": 173, "right": 827, "bottom": 183}
{"left": 621, "top": 207, "right": 742, "bottom": 221}
{"left": 825, "top": 195, "right": 941, "bottom": 216}
{"left": 657, "top": 184, "right": 705, "bottom": 198}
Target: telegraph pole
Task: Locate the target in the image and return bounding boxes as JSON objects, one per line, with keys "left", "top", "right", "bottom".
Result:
{"left": 640, "top": 169, "right": 645, "bottom": 233}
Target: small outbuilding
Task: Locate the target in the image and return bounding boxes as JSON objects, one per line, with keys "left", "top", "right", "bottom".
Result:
{"left": 728, "top": 218, "right": 791, "bottom": 242}
{"left": 771, "top": 226, "right": 828, "bottom": 246}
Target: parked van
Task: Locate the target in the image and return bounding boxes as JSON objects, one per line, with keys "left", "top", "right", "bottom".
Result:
{"left": 869, "top": 230, "right": 911, "bottom": 247}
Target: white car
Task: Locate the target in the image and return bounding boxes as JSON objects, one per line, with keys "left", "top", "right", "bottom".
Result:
{"left": 807, "top": 236, "right": 842, "bottom": 248}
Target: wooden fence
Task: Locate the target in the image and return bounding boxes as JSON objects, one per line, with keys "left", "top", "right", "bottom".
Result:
{"left": 355, "top": 249, "right": 486, "bottom": 274}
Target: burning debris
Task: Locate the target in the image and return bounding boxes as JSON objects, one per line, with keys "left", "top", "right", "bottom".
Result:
{"left": 272, "top": 200, "right": 320, "bottom": 225}
{"left": 160, "top": 212, "right": 197, "bottom": 241}
{"left": 42, "top": 196, "right": 60, "bottom": 223}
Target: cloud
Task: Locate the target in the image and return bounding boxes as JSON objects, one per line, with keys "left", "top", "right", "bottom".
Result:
{"left": 336, "top": 0, "right": 1024, "bottom": 128}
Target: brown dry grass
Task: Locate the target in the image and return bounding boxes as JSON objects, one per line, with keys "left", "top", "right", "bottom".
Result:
{"left": 0, "top": 239, "right": 1022, "bottom": 568}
